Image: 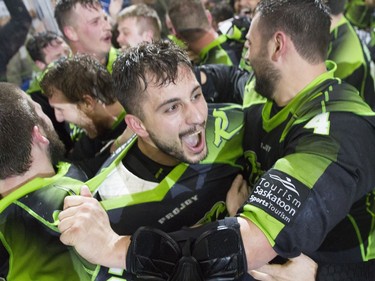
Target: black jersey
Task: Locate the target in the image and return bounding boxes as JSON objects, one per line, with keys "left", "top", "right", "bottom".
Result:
{"left": 88, "top": 103, "right": 245, "bottom": 233}
{"left": 240, "top": 61, "right": 375, "bottom": 268}
{"left": 328, "top": 16, "right": 375, "bottom": 109}
{"left": 0, "top": 163, "right": 97, "bottom": 281}
{"left": 86, "top": 104, "right": 246, "bottom": 280}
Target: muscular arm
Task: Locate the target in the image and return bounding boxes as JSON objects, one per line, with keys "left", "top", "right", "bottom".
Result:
{"left": 58, "top": 186, "right": 277, "bottom": 271}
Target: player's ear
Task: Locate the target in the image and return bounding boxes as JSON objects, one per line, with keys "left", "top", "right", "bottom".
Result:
{"left": 78, "top": 94, "right": 96, "bottom": 114}
{"left": 271, "top": 31, "right": 286, "bottom": 62}
{"left": 64, "top": 25, "right": 78, "bottom": 42}
{"left": 125, "top": 114, "right": 148, "bottom": 137}
{"left": 32, "top": 126, "right": 49, "bottom": 145}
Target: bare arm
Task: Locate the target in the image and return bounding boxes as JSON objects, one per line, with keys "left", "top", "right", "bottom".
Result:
{"left": 58, "top": 188, "right": 277, "bottom": 270}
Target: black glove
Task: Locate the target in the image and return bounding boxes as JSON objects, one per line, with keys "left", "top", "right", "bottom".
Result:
{"left": 126, "top": 217, "right": 247, "bottom": 281}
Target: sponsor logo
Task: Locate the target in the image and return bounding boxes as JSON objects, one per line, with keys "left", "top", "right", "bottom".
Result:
{"left": 158, "top": 195, "right": 198, "bottom": 224}
{"left": 249, "top": 173, "right": 303, "bottom": 224}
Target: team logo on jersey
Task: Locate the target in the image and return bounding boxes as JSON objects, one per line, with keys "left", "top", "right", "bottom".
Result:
{"left": 248, "top": 171, "right": 309, "bottom": 224}
{"left": 212, "top": 108, "right": 243, "bottom": 147}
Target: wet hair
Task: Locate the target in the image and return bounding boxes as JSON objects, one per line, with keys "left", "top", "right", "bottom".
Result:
{"left": 0, "top": 83, "right": 40, "bottom": 179}
{"left": 54, "top": 0, "right": 102, "bottom": 36}
{"left": 112, "top": 40, "right": 193, "bottom": 119}
{"left": 326, "top": 0, "right": 347, "bottom": 16}
{"left": 256, "top": 0, "right": 331, "bottom": 63}
{"left": 167, "top": 0, "right": 210, "bottom": 41}
{"left": 40, "top": 54, "right": 116, "bottom": 105}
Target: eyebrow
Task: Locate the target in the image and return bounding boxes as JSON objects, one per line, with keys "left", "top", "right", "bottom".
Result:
{"left": 155, "top": 84, "right": 201, "bottom": 111}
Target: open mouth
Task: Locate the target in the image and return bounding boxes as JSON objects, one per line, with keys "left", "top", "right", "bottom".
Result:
{"left": 181, "top": 129, "right": 205, "bottom": 153}
{"left": 103, "top": 34, "right": 112, "bottom": 43}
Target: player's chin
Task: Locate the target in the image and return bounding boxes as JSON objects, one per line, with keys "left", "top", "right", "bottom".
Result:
{"left": 184, "top": 147, "right": 208, "bottom": 164}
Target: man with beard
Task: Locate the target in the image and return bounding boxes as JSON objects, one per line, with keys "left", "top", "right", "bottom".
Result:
{"left": 57, "top": 40, "right": 315, "bottom": 281}
{"left": 57, "top": 1, "right": 375, "bottom": 281}
{"left": 40, "top": 54, "right": 126, "bottom": 178}
{"left": 62, "top": 40, "right": 249, "bottom": 280}
{"left": 0, "top": 83, "right": 97, "bottom": 280}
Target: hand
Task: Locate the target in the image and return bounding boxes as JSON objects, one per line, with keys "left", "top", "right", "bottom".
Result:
{"left": 226, "top": 174, "right": 249, "bottom": 216}
{"left": 109, "top": 0, "right": 123, "bottom": 18}
{"left": 58, "top": 186, "right": 129, "bottom": 268}
{"left": 249, "top": 254, "right": 317, "bottom": 281}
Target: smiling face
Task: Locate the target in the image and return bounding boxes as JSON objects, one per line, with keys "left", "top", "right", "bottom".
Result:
{"left": 68, "top": 3, "right": 112, "bottom": 61}
{"left": 48, "top": 88, "right": 99, "bottom": 138}
{"left": 133, "top": 66, "right": 208, "bottom": 164}
{"left": 117, "top": 17, "right": 150, "bottom": 49}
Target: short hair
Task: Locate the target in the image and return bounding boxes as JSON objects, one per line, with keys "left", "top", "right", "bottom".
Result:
{"left": 40, "top": 54, "right": 116, "bottom": 105}
{"left": 0, "top": 83, "right": 40, "bottom": 179}
{"left": 167, "top": 0, "right": 210, "bottom": 41}
{"left": 112, "top": 40, "right": 193, "bottom": 119}
{"left": 26, "top": 31, "right": 62, "bottom": 63}
{"left": 255, "top": 0, "right": 331, "bottom": 64}
{"left": 211, "top": 2, "right": 234, "bottom": 24}
{"left": 326, "top": 0, "right": 347, "bottom": 16}
{"left": 54, "top": 0, "right": 102, "bottom": 36}
{"left": 117, "top": 4, "right": 162, "bottom": 40}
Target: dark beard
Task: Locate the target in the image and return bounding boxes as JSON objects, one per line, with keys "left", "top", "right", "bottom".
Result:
{"left": 148, "top": 129, "right": 208, "bottom": 164}
{"left": 40, "top": 118, "right": 66, "bottom": 166}
{"left": 254, "top": 62, "right": 281, "bottom": 100}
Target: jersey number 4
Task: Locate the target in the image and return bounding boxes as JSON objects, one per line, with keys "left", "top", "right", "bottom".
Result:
{"left": 304, "top": 112, "right": 330, "bottom": 135}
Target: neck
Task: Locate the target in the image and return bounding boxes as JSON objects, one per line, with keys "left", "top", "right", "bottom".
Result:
{"left": 70, "top": 45, "right": 108, "bottom": 65}
{"left": 273, "top": 61, "right": 327, "bottom": 107}
{"left": 137, "top": 137, "right": 180, "bottom": 166}
{"left": 93, "top": 101, "right": 125, "bottom": 129}
{"left": 188, "top": 29, "right": 218, "bottom": 54}
{"left": 0, "top": 160, "right": 55, "bottom": 198}
{"left": 330, "top": 13, "right": 344, "bottom": 30}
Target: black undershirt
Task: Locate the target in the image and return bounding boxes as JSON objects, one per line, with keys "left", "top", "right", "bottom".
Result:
{"left": 122, "top": 143, "right": 175, "bottom": 183}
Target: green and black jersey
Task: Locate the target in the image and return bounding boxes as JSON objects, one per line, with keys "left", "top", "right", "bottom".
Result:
{"left": 240, "top": 61, "right": 375, "bottom": 265}
{"left": 86, "top": 104, "right": 245, "bottom": 280}
{"left": 328, "top": 16, "right": 375, "bottom": 109}
{"left": 68, "top": 109, "right": 126, "bottom": 178}
{"left": 88, "top": 103, "right": 245, "bottom": 233}
{"left": 199, "top": 35, "right": 239, "bottom": 66}
{"left": 0, "top": 163, "right": 98, "bottom": 281}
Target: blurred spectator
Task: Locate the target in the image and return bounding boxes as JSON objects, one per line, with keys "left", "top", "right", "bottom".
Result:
{"left": 0, "top": 0, "right": 32, "bottom": 81}
{"left": 26, "top": 31, "right": 74, "bottom": 152}
{"left": 116, "top": 3, "right": 162, "bottom": 49}
{"left": 167, "top": 0, "right": 241, "bottom": 66}
{"left": 54, "top": 0, "right": 119, "bottom": 72}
